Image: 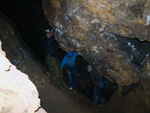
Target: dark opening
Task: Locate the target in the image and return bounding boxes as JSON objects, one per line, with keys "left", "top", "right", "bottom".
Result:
{"left": 0, "top": 0, "right": 49, "bottom": 63}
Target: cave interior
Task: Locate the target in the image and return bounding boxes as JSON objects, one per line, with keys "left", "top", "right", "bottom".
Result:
{"left": 1, "top": 0, "right": 150, "bottom": 111}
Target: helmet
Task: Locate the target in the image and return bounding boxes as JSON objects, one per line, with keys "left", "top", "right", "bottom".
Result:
{"left": 44, "top": 29, "right": 50, "bottom": 33}
{"left": 44, "top": 29, "right": 54, "bottom": 36}
{"left": 67, "top": 51, "right": 73, "bottom": 60}
{"left": 87, "top": 65, "right": 92, "bottom": 72}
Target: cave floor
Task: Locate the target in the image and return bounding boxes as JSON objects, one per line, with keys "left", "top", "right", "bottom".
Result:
{"left": 39, "top": 81, "right": 105, "bottom": 113}
{"left": 62, "top": 83, "right": 105, "bottom": 113}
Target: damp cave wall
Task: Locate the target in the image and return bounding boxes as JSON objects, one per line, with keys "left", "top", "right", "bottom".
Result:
{"left": 42, "top": 0, "right": 150, "bottom": 112}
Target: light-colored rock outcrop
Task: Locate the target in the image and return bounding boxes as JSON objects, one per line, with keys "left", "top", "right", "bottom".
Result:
{"left": 0, "top": 41, "right": 46, "bottom": 113}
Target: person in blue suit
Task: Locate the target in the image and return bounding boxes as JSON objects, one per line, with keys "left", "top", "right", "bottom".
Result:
{"left": 87, "top": 65, "right": 105, "bottom": 105}
{"left": 61, "top": 51, "right": 79, "bottom": 91}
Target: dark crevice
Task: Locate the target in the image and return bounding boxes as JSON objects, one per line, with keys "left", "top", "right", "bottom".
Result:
{"left": 110, "top": 33, "right": 150, "bottom": 66}
{"left": 121, "top": 82, "right": 140, "bottom": 96}
{"left": 75, "top": 56, "right": 118, "bottom": 102}
{"left": 6, "top": 65, "right": 11, "bottom": 71}
{"left": 0, "top": 0, "right": 49, "bottom": 62}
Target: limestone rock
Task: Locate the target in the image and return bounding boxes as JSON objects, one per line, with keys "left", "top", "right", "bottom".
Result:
{"left": 0, "top": 41, "right": 46, "bottom": 113}
{"left": 0, "top": 11, "right": 47, "bottom": 113}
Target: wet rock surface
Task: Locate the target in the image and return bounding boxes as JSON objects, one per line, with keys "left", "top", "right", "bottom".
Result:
{"left": 42, "top": 0, "right": 150, "bottom": 112}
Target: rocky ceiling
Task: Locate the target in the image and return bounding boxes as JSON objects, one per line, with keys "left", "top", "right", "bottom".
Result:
{"left": 42, "top": 0, "right": 150, "bottom": 85}
{"left": 41, "top": 0, "right": 150, "bottom": 111}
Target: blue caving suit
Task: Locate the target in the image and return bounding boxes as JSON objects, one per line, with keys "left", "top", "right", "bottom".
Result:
{"left": 61, "top": 51, "right": 79, "bottom": 90}
{"left": 88, "top": 66, "right": 105, "bottom": 105}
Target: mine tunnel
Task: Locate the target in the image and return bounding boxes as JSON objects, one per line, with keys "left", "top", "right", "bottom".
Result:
{"left": 0, "top": 0, "right": 150, "bottom": 113}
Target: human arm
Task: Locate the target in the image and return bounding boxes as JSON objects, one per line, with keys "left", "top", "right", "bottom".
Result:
{"left": 74, "top": 52, "right": 79, "bottom": 57}
{"left": 61, "top": 56, "right": 67, "bottom": 68}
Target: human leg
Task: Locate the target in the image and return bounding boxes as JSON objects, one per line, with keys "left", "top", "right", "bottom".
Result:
{"left": 66, "top": 66, "right": 73, "bottom": 89}
{"left": 99, "top": 77, "right": 105, "bottom": 104}
{"left": 45, "top": 54, "right": 61, "bottom": 88}
{"left": 93, "top": 85, "right": 100, "bottom": 104}
{"left": 68, "top": 70, "right": 72, "bottom": 88}
{"left": 55, "top": 58, "right": 63, "bottom": 87}
{"left": 100, "top": 87, "right": 105, "bottom": 104}
{"left": 71, "top": 67, "right": 77, "bottom": 90}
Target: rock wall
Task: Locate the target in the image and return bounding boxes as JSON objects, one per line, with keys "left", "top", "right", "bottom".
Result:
{"left": 0, "top": 41, "right": 46, "bottom": 113}
{"left": 0, "top": 12, "right": 47, "bottom": 113}
{"left": 0, "top": 41, "right": 46, "bottom": 112}
{"left": 0, "top": 9, "right": 48, "bottom": 113}
{"left": 42, "top": 0, "right": 150, "bottom": 112}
